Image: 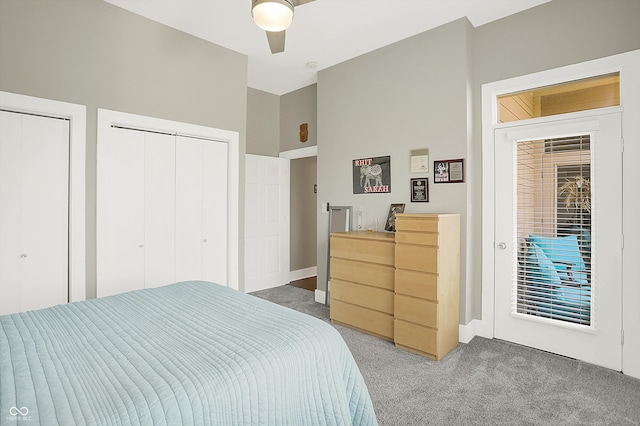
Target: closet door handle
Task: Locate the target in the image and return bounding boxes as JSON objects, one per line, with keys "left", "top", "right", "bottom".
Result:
{"left": 20, "top": 253, "right": 28, "bottom": 258}
{"left": 203, "top": 239, "right": 208, "bottom": 243}
{"left": 139, "top": 244, "right": 144, "bottom": 248}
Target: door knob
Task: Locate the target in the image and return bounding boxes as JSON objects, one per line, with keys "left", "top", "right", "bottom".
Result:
{"left": 497, "top": 242, "right": 507, "bottom": 250}
{"left": 139, "top": 244, "right": 144, "bottom": 248}
{"left": 203, "top": 239, "right": 208, "bottom": 243}
{"left": 20, "top": 253, "right": 28, "bottom": 258}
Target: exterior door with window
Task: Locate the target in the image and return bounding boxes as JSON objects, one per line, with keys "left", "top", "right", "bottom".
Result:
{"left": 494, "top": 111, "right": 622, "bottom": 370}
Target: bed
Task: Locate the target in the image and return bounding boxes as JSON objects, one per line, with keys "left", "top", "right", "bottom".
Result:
{"left": 0, "top": 281, "right": 377, "bottom": 425}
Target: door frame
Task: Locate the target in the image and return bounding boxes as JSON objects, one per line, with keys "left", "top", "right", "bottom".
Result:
{"left": 480, "top": 49, "right": 640, "bottom": 377}
{"left": 280, "top": 146, "right": 320, "bottom": 300}
{"left": 97, "top": 109, "right": 240, "bottom": 291}
{"left": 0, "top": 91, "right": 86, "bottom": 303}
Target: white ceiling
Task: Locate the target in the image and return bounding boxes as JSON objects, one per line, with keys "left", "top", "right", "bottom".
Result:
{"left": 103, "top": 0, "right": 551, "bottom": 95}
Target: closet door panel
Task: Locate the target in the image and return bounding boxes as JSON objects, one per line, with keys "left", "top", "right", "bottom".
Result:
{"left": 0, "top": 112, "right": 23, "bottom": 314}
{"left": 20, "top": 115, "right": 69, "bottom": 311}
{"left": 175, "top": 136, "right": 204, "bottom": 281}
{"left": 98, "top": 127, "right": 145, "bottom": 297}
{"left": 203, "top": 140, "right": 228, "bottom": 284}
{"left": 0, "top": 112, "right": 69, "bottom": 314}
{"left": 144, "top": 133, "right": 176, "bottom": 288}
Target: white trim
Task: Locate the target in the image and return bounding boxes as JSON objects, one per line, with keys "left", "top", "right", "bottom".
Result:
{"left": 289, "top": 266, "right": 317, "bottom": 282}
{"left": 314, "top": 289, "right": 326, "bottom": 304}
{"left": 282, "top": 145, "right": 318, "bottom": 298}
{"left": 279, "top": 145, "right": 317, "bottom": 159}
{"left": 0, "top": 91, "right": 86, "bottom": 303}
{"left": 458, "top": 320, "right": 479, "bottom": 344}
{"left": 481, "top": 49, "right": 640, "bottom": 378}
{"left": 97, "top": 109, "right": 240, "bottom": 291}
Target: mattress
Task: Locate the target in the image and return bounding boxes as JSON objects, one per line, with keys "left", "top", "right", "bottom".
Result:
{"left": 0, "top": 281, "right": 377, "bottom": 425}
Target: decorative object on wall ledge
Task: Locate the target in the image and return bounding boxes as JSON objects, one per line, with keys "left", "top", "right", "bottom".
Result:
{"left": 410, "top": 178, "right": 429, "bottom": 202}
{"left": 353, "top": 156, "right": 391, "bottom": 194}
{"left": 410, "top": 149, "right": 429, "bottom": 173}
{"left": 384, "top": 203, "right": 405, "bottom": 232}
{"left": 300, "top": 123, "right": 308, "bottom": 142}
{"left": 434, "top": 158, "right": 464, "bottom": 183}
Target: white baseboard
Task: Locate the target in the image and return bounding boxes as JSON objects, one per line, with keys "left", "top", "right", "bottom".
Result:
{"left": 289, "top": 266, "right": 317, "bottom": 282}
{"left": 459, "top": 319, "right": 479, "bottom": 343}
{"left": 458, "top": 319, "right": 492, "bottom": 343}
{"left": 315, "top": 289, "right": 326, "bottom": 304}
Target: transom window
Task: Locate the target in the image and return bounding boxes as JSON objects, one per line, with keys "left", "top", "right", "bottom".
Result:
{"left": 498, "top": 73, "right": 620, "bottom": 123}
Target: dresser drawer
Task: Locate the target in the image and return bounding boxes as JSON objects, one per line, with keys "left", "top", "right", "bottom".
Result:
{"left": 395, "top": 319, "right": 437, "bottom": 356}
{"left": 330, "top": 257, "right": 394, "bottom": 290}
{"left": 395, "top": 244, "right": 438, "bottom": 273}
{"left": 330, "top": 299, "right": 394, "bottom": 340}
{"left": 395, "top": 217, "right": 439, "bottom": 233}
{"left": 394, "top": 231, "right": 439, "bottom": 246}
{"left": 394, "top": 294, "right": 438, "bottom": 328}
{"left": 395, "top": 269, "right": 437, "bottom": 300}
{"left": 331, "top": 235, "right": 394, "bottom": 266}
{"left": 331, "top": 279, "right": 394, "bottom": 314}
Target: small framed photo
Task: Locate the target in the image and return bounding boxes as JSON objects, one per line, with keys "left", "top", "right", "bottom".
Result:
{"left": 434, "top": 159, "right": 464, "bottom": 183}
{"left": 410, "top": 178, "right": 429, "bottom": 202}
{"left": 384, "top": 203, "right": 405, "bottom": 232}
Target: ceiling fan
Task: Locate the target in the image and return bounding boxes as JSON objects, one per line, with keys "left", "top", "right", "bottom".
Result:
{"left": 251, "top": 0, "right": 316, "bottom": 54}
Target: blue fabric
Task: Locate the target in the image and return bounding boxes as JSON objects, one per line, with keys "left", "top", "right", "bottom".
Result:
{"left": 0, "top": 281, "right": 378, "bottom": 426}
{"left": 528, "top": 234, "right": 587, "bottom": 284}
{"left": 539, "top": 285, "right": 591, "bottom": 323}
{"left": 527, "top": 243, "right": 561, "bottom": 287}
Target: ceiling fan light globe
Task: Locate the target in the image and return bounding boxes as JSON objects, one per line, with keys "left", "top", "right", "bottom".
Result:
{"left": 252, "top": 0, "right": 294, "bottom": 32}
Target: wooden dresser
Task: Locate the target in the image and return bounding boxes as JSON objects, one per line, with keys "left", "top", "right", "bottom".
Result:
{"left": 328, "top": 214, "right": 460, "bottom": 360}
{"left": 329, "top": 232, "right": 395, "bottom": 341}
{"left": 394, "top": 213, "right": 460, "bottom": 360}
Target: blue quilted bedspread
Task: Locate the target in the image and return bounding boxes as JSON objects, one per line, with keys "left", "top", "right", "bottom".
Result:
{"left": 0, "top": 281, "right": 377, "bottom": 425}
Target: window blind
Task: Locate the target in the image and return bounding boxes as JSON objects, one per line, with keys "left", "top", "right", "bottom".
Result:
{"left": 515, "top": 135, "right": 592, "bottom": 326}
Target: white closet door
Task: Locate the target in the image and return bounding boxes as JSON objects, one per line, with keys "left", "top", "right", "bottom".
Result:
{"left": 97, "top": 127, "right": 145, "bottom": 297}
{"left": 0, "top": 111, "right": 69, "bottom": 315}
{"left": 203, "top": 140, "right": 228, "bottom": 284}
{"left": 175, "top": 136, "right": 204, "bottom": 281}
{"left": 144, "top": 133, "right": 176, "bottom": 288}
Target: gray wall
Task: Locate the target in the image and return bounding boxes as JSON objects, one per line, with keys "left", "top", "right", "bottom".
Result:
{"left": 0, "top": 0, "right": 248, "bottom": 298}
{"left": 290, "top": 157, "right": 317, "bottom": 271}
{"left": 317, "top": 0, "right": 640, "bottom": 324}
{"left": 280, "top": 84, "right": 317, "bottom": 151}
{"left": 317, "top": 18, "right": 473, "bottom": 320}
{"left": 246, "top": 88, "right": 280, "bottom": 156}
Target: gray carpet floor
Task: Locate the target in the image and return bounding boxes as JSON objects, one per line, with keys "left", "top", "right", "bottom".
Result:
{"left": 251, "top": 285, "right": 640, "bottom": 426}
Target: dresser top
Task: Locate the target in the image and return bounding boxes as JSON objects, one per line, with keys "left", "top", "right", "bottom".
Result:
{"left": 330, "top": 231, "right": 395, "bottom": 242}
{"left": 396, "top": 213, "right": 460, "bottom": 218}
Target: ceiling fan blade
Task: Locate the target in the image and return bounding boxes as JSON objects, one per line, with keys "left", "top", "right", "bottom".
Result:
{"left": 266, "top": 30, "right": 286, "bottom": 54}
{"left": 292, "top": 0, "right": 315, "bottom": 5}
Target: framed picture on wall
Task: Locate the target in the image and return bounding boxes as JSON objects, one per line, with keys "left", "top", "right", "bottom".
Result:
{"left": 434, "top": 159, "right": 464, "bottom": 183}
{"left": 353, "top": 156, "right": 391, "bottom": 194}
{"left": 410, "top": 178, "right": 429, "bottom": 202}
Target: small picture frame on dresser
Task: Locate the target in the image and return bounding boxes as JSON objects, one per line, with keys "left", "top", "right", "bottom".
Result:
{"left": 384, "top": 203, "right": 405, "bottom": 232}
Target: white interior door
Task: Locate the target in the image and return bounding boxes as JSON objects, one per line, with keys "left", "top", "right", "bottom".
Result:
{"left": 175, "top": 136, "right": 204, "bottom": 281}
{"left": 494, "top": 111, "right": 622, "bottom": 370}
{"left": 97, "top": 126, "right": 146, "bottom": 297}
{"left": 244, "top": 154, "right": 290, "bottom": 293}
{"left": 202, "top": 140, "right": 228, "bottom": 284}
{"left": 175, "top": 136, "right": 228, "bottom": 284}
{"left": 144, "top": 132, "right": 176, "bottom": 288}
{"left": 0, "top": 111, "right": 69, "bottom": 314}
